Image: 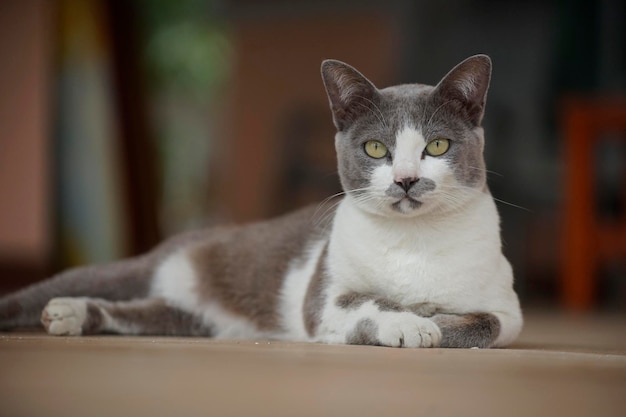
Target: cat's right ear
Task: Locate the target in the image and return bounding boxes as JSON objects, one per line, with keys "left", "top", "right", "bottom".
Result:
{"left": 321, "top": 60, "right": 380, "bottom": 131}
{"left": 432, "top": 55, "right": 492, "bottom": 127}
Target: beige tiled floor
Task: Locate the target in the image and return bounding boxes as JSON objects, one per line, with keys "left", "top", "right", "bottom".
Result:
{"left": 1, "top": 310, "right": 625, "bottom": 417}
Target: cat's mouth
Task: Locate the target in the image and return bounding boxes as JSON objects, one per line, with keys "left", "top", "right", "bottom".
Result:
{"left": 391, "top": 197, "right": 423, "bottom": 212}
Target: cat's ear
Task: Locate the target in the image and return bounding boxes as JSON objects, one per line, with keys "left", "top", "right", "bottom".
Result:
{"left": 433, "top": 55, "right": 492, "bottom": 126}
{"left": 321, "top": 60, "right": 380, "bottom": 131}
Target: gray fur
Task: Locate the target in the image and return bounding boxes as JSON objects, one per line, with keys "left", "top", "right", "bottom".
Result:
{"left": 0, "top": 229, "right": 213, "bottom": 330}
{"left": 1, "top": 257, "right": 153, "bottom": 329}
{"left": 346, "top": 318, "right": 380, "bottom": 346}
{"left": 335, "top": 292, "right": 373, "bottom": 310}
{"left": 303, "top": 244, "right": 329, "bottom": 337}
{"left": 96, "top": 298, "right": 212, "bottom": 336}
{"left": 407, "top": 302, "right": 445, "bottom": 317}
{"left": 431, "top": 313, "right": 501, "bottom": 348}
{"left": 336, "top": 292, "right": 404, "bottom": 313}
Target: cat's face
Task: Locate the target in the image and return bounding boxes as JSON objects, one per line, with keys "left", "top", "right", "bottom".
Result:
{"left": 322, "top": 56, "right": 491, "bottom": 218}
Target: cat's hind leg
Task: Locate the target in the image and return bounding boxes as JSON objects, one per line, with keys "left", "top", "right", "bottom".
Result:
{"left": 41, "top": 297, "right": 211, "bottom": 337}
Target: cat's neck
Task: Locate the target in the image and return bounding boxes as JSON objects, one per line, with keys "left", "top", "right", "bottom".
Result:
{"left": 332, "top": 192, "right": 500, "bottom": 250}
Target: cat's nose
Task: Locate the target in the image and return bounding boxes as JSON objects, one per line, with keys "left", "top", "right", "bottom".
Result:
{"left": 395, "top": 177, "right": 419, "bottom": 192}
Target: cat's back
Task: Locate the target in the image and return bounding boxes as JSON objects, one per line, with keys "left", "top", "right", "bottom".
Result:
{"left": 187, "top": 201, "right": 333, "bottom": 275}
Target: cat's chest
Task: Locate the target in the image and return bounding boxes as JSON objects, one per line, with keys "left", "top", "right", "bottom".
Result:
{"left": 329, "top": 229, "right": 463, "bottom": 295}
{"left": 326, "top": 200, "right": 498, "bottom": 305}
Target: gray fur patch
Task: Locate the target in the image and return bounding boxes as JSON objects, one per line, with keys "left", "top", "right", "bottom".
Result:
{"left": 336, "top": 292, "right": 404, "bottom": 312}
{"left": 386, "top": 177, "right": 436, "bottom": 201}
{"left": 82, "top": 303, "right": 104, "bottom": 334}
{"left": 335, "top": 292, "right": 373, "bottom": 310}
{"left": 346, "top": 318, "right": 380, "bottom": 346}
{"left": 407, "top": 302, "right": 444, "bottom": 317}
{"left": 94, "top": 298, "right": 212, "bottom": 336}
{"left": 431, "top": 313, "right": 501, "bottom": 348}
{"left": 374, "top": 298, "right": 404, "bottom": 312}
{"left": 303, "top": 244, "right": 329, "bottom": 337}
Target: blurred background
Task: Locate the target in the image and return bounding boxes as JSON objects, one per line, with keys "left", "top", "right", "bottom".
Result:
{"left": 0, "top": 0, "right": 624, "bottom": 313}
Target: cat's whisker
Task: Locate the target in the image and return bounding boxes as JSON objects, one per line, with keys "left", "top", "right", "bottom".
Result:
{"left": 313, "top": 191, "right": 346, "bottom": 220}
{"left": 435, "top": 184, "right": 531, "bottom": 213}
{"left": 463, "top": 165, "right": 504, "bottom": 178}
{"left": 312, "top": 198, "right": 344, "bottom": 228}
{"left": 432, "top": 191, "right": 467, "bottom": 213}
{"left": 491, "top": 197, "right": 532, "bottom": 213}
{"left": 485, "top": 169, "right": 503, "bottom": 177}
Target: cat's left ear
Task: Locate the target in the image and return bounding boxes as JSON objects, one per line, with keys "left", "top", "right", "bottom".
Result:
{"left": 321, "top": 60, "right": 380, "bottom": 131}
{"left": 433, "top": 55, "right": 492, "bottom": 126}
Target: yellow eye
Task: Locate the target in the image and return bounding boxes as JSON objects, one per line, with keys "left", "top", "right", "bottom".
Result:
{"left": 425, "top": 138, "right": 450, "bottom": 157}
{"left": 364, "top": 141, "right": 388, "bottom": 159}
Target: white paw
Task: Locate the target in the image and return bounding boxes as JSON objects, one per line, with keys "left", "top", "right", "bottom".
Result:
{"left": 41, "top": 298, "right": 88, "bottom": 336}
{"left": 377, "top": 312, "right": 442, "bottom": 348}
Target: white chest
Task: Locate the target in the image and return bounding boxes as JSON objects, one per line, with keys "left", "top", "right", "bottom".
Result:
{"left": 326, "top": 196, "right": 505, "bottom": 308}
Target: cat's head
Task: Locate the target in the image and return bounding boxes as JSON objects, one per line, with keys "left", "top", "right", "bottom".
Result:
{"left": 321, "top": 55, "right": 491, "bottom": 218}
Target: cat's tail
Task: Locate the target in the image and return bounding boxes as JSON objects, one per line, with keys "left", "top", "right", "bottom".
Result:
{"left": 0, "top": 254, "right": 156, "bottom": 330}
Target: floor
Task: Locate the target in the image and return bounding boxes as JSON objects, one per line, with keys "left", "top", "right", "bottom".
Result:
{"left": 1, "top": 310, "right": 625, "bottom": 417}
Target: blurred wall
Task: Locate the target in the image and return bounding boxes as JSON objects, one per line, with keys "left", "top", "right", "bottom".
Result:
{"left": 218, "top": 7, "right": 400, "bottom": 221}
{"left": 0, "top": 1, "right": 53, "bottom": 280}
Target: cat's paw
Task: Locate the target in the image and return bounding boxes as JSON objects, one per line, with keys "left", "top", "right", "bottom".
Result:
{"left": 41, "top": 298, "right": 88, "bottom": 336}
{"left": 377, "top": 313, "right": 442, "bottom": 348}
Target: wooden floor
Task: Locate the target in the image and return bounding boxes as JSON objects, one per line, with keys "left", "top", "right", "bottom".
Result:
{"left": 1, "top": 310, "right": 625, "bottom": 417}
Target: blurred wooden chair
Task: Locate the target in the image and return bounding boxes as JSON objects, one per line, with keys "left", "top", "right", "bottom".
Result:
{"left": 561, "top": 97, "right": 626, "bottom": 311}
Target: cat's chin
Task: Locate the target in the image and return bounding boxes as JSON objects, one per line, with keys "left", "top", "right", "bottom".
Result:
{"left": 391, "top": 197, "right": 423, "bottom": 214}
{"left": 355, "top": 197, "right": 430, "bottom": 219}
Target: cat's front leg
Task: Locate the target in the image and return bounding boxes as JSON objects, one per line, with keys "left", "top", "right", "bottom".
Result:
{"left": 430, "top": 313, "right": 501, "bottom": 348}
{"left": 314, "top": 292, "right": 441, "bottom": 348}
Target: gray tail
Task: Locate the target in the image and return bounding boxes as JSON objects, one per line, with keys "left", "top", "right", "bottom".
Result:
{"left": 0, "top": 254, "right": 156, "bottom": 330}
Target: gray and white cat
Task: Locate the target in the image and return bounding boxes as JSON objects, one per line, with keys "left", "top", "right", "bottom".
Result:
{"left": 0, "top": 55, "right": 522, "bottom": 348}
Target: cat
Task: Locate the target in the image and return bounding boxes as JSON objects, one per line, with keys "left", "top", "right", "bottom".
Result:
{"left": 0, "top": 55, "right": 522, "bottom": 348}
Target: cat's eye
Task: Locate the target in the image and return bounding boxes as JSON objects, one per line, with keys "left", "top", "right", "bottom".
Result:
{"left": 425, "top": 138, "right": 450, "bottom": 157}
{"left": 364, "top": 140, "right": 388, "bottom": 159}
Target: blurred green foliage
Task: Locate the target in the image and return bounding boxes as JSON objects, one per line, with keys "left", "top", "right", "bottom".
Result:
{"left": 139, "top": 0, "right": 231, "bottom": 100}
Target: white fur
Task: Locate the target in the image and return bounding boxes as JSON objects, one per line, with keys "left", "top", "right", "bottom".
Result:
{"left": 200, "top": 300, "right": 270, "bottom": 339}
{"left": 151, "top": 249, "right": 200, "bottom": 311}
{"left": 42, "top": 297, "right": 88, "bottom": 336}
{"left": 393, "top": 126, "right": 425, "bottom": 181}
